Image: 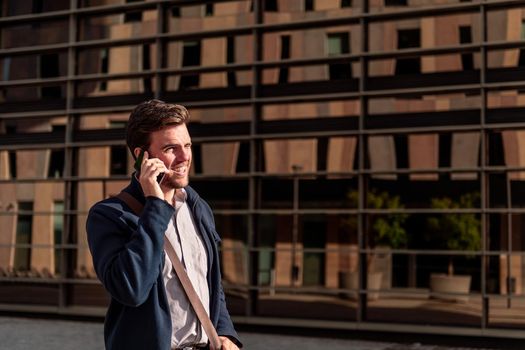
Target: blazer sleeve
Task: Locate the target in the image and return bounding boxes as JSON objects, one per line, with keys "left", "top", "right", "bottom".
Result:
{"left": 86, "top": 197, "right": 175, "bottom": 307}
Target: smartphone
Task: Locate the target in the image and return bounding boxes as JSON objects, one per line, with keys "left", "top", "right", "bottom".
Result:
{"left": 134, "top": 149, "right": 164, "bottom": 183}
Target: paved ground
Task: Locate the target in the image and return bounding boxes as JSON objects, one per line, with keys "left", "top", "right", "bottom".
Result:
{"left": 0, "top": 316, "right": 512, "bottom": 350}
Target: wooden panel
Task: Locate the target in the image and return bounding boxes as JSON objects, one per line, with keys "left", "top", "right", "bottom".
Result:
{"left": 368, "top": 135, "right": 396, "bottom": 180}
{"left": 31, "top": 183, "right": 54, "bottom": 276}
{"left": 451, "top": 132, "right": 480, "bottom": 180}
{"left": 0, "top": 184, "right": 17, "bottom": 274}
{"left": 409, "top": 133, "right": 438, "bottom": 181}
{"left": 264, "top": 139, "right": 317, "bottom": 174}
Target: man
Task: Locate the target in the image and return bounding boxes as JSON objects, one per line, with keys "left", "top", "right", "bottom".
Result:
{"left": 86, "top": 100, "right": 242, "bottom": 350}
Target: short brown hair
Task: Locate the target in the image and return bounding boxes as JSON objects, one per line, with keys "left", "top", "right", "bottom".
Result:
{"left": 126, "top": 99, "right": 190, "bottom": 157}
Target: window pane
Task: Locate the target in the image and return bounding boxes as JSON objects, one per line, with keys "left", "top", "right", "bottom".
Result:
{"left": 53, "top": 201, "right": 64, "bottom": 275}
{"left": 14, "top": 202, "right": 32, "bottom": 272}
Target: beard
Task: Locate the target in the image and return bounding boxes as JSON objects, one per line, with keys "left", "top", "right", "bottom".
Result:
{"left": 163, "top": 174, "right": 189, "bottom": 189}
{"left": 160, "top": 167, "right": 190, "bottom": 189}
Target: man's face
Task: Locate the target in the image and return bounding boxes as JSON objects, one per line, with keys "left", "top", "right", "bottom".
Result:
{"left": 147, "top": 123, "right": 192, "bottom": 189}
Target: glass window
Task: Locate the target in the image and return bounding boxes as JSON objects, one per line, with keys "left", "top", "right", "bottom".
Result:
{"left": 14, "top": 202, "right": 32, "bottom": 272}
{"left": 53, "top": 201, "right": 63, "bottom": 275}
{"left": 302, "top": 215, "right": 326, "bottom": 287}
{"left": 489, "top": 295, "right": 525, "bottom": 330}
{"left": 191, "top": 179, "right": 249, "bottom": 210}
{"left": 180, "top": 40, "right": 201, "bottom": 90}
{"left": 99, "top": 48, "right": 109, "bottom": 91}
{"left": 0, "top": 52, "right": 67, "bottom": 103}
{"left": 328, "top": 33, "right": 349, "bottom": 56}
{"left": 168, "top": 2, "right": 253, "bottom": 32}
{"left": 326, "top": 136, "right": 358, "bottom": 174}
{"left": 8, "top": 150, "right": 16, "bottom": 178}
{"left": 341, "top": 0, "right": 352, "bottom": 7}
{"left": 278, "top": 35, "right": 290, "bottom": 84}
{"left": 264, "top": 0, "right": 277, "bottom": 12}
{"left": 304, "top": 0, "right": 314, "bottom": 12}
{"left": 198, "top": 141, "right": 248, "bottom": 175}
{"left": 263, "top": 138, "right": 317, "bottom": 174}
{"left": 2, "top": 0, "right": 68, "bottom": 16}
{"left": 299, "top": 178, "right": 357, "bottom": 209}
{"left": 39, "top": 53, "right": 61, "bottom": 99}
{"left": 256, "top": 214, "right": 278, "bottom": 286}
{"left": 186, "top": 105, "right": 252, "bottom": 123}
{"left": 171, "top": 6, "right": 180, "bottom": 17}
{"left": 396, "top": 28, "right": 421, "bottom": 75}
{"left": 459, "top": 26, "right": 474, "bottom": 71}
{"left": 385, "top": 0, "right": 407, "bottom": 6}
{"left": 1, "top": 148, "right": 66, "bottom": 180}
{"left": 48, "top": 148, "right": 65, "bottom": 179}
{"left": 227, "top": 36, "right": 236, "bottom": 87}
{"left": 327, "top": 32, "right": 351, "bottom": 79}
{"left": 124, "top": 0, "right": 143, "bottom": 23}
{"left": 2, "top": 20, "right": 68, "bottom": 50}
{"left": 367, "top": 92, "right": 481, "bottom": 127}
{"left": 77, "top": 43, "right": 156, "bottom": 97}
{"left": 205, "top": 3, "right": 214, "bottom": 16}
{"left": 260, "top": 179, "right": 293, "bottom": 209}
{"left": 262, "top": 100, "right": 360, "bottom": 120}
{"left": 216, "top": 214, "right": 248, "bottom": 285}
{"left": 109, "top": 122, "right": 128, "bottom": 176}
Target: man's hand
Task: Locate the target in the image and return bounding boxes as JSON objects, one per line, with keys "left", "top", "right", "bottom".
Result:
{"left": 138, "top": 151, "right": 173, "bottom": 203}
{"left": 218, "top": 336, "right": 240, "bottom": 350}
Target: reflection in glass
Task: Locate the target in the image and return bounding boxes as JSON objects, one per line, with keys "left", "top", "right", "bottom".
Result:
{"left": 216, "top": 215, "right": 248, "bottom": 285}
{"left": 260, "top": 179, "right": 293, "bottom": 209}
{"left": 14, "top": 202, "right": 32, "bottom": 273}
{"left": 2, "top": 21, "right": 68, "bottom": 50}
{"left": 489, "top": 295, "right": 525, "bottom": 330}
{"left": 262, "top": 100, "right": 360, "bottom": 120}
{"left": 299, "top": 178, "right": 357, "bottom": 209}
{"left": 191, "top": 179, "right": 249, "bottom": 210}
{"left": 53, "top": 202, "right": 64, "bottom": 275}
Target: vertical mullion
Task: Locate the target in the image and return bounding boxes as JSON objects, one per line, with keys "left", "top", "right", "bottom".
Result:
{"left": 357, "top": 0, "right": 369, "bottom": 323}
{"left": 247, "top": 0, "right": 263, "bottom": 317}
{"left": 154, "top": 2, "right": 166, "bottom": 99}
{"left": 506, "top": 175, "right": 513, "bottom": 308}
{"left": 61, "top": 0, "right": 78, "bottom": 312}
{"left": 479, "top": 0, "right": 488, "bottom": 329}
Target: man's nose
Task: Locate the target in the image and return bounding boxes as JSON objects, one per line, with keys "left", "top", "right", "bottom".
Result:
{"left": 177, "top": 148, "right": 190, "bottom": 161}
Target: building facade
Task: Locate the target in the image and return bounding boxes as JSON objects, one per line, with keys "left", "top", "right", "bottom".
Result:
{"left": 1, "top": 0, "right": 525, "bottom": 339}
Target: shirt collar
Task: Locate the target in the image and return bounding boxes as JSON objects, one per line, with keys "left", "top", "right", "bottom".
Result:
{"left": 173, "top": 188, "right": 187, "bottom": 209}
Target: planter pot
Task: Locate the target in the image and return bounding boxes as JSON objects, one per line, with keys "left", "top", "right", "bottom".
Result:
{"left": 372, "top": 246, "right": 392, "bottom": 290}
{"left": 429, "top": 273, "right": 471, "bottom": 303}
{"left": 339, "top": 271, "right": 383, "bottom": 300}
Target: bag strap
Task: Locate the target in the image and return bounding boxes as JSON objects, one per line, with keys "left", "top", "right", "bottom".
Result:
{"left": 115, "top": 192, "right": 222, "bottom": 350}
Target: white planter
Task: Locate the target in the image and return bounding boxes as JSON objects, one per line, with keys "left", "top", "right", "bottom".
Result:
{"left": 372, "top": 246, "right": 392, "bottom": 290}
{"left": 339, "top": 271, "right": 383, "bottom": 300}
{"left": 429, "top": 273, "right": 471, "bottom": 303}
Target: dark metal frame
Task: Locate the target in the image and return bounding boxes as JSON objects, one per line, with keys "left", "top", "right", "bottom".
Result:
{"left": 1, "top": 0, "right": 525, "bottom": 339}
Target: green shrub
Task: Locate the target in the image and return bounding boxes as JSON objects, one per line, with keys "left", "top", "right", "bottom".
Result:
{"left": 426, "top": 192, "right": 481, "bottom": 275}
{"left": 346, "top": 189, "right": 409, "bottom": 249}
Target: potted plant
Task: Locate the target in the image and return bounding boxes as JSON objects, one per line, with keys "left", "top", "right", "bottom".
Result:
{"left": 340, "top": 189, "right": 409, "bottom": 299}
{"left": 426, "top": 192, "right": 481, "bottom": 302}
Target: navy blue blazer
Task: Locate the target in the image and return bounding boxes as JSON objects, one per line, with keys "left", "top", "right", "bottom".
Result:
{"left": 86, "top": 175, "right": 241, "bottom": 349}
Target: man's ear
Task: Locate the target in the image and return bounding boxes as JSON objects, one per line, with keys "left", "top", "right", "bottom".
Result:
{"left": 133, "top": 147, "right": 143, "bottom": 159}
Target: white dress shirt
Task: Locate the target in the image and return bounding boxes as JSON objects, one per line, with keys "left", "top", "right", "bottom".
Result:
{"left": 163, "top": 189, "right": 210, "bottom": 349}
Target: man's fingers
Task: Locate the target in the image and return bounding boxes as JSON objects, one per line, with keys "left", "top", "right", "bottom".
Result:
{"left": 218, "top": 336, "right": 239, "bottom": 350}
